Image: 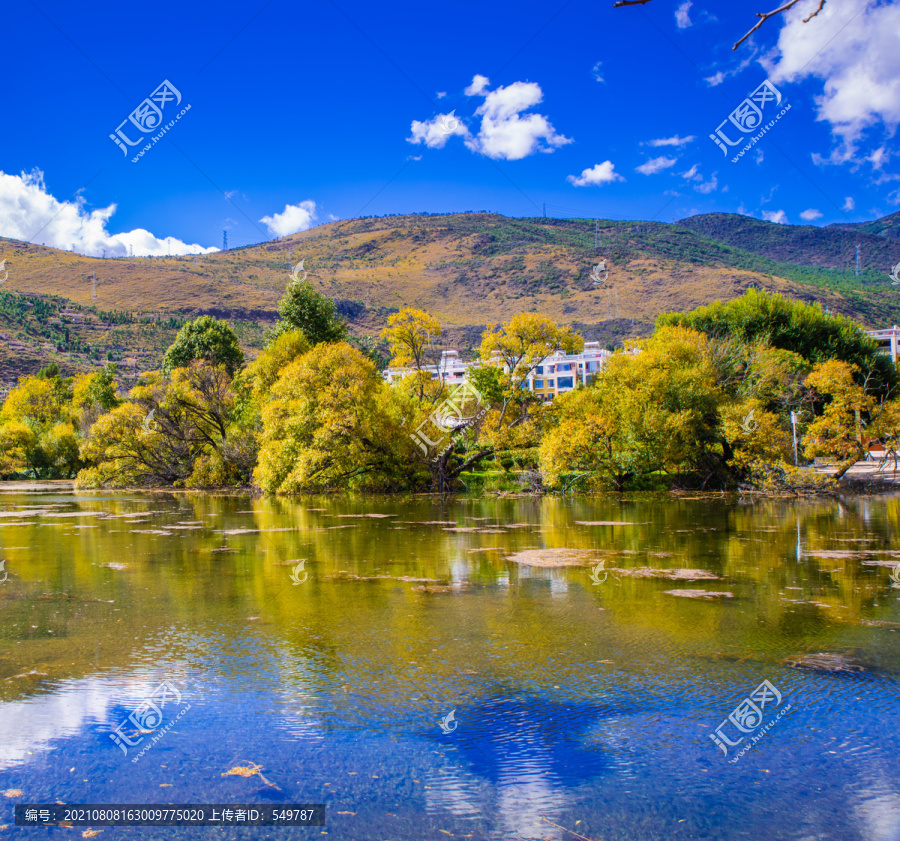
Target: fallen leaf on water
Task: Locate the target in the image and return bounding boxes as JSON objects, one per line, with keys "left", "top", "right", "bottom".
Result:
{"left": 1, "top": 789, "right": 23, "bottom": 798}
{"left": 439, "top": 832, "right": 454, "bottom": 837}
{"left": 159, "top": 783, "right": 172, "bottom": 787}
{"left": 221, "top": 760, "right": 279, "bottom": 789}
{"left": 337, "top": 811, "right": 356, "bottom": 815}
{"left": 82, "top": 831, "right": 104, "bottom": 838}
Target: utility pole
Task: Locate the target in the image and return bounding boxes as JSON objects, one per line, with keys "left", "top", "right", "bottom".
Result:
{"left": 790, "top": 411, "right": 799, "bottom": 466}
{"left": 542, "top": 203, "right": 546, "bottom": 219}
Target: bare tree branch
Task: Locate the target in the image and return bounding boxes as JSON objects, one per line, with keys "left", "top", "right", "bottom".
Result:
{"left": 733, "top": 0, "right": 826, "bottom": 50}
{"left": 613, "top": 0, "right": 828, "bottom": 50}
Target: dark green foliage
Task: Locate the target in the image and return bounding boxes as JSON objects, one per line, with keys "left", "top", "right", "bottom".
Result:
{"left": 658, "top": 288, "right": 897, "bottom": 397}
{"left": 163, "top": 316, "right": 245, "bottom": 376}
{"left": 270, "top": 279, "right": 346, "bottom": 346}
{"left": 86, "top": 364, "right": 120, "bottom": 410}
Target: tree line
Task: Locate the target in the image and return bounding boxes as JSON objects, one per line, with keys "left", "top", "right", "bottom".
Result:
{"left": 0, "top": 276, "right": 895, "bottom": 493}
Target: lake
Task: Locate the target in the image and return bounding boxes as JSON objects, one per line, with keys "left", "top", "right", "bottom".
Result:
{"left": 1, "top": 485, "right": 899, "bottom": 840}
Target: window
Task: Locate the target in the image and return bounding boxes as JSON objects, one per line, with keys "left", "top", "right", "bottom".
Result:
{"left": 535, "top": 366, "right": 544, "bottom": 375}
{"left": 557, "top": 377, "right": 574, "bottom": 389}
{"left": 546, "top": 380, "right": 555, "bottom": 388}
{"left": 535, "top": 379, "right": 544, "bottom": 389}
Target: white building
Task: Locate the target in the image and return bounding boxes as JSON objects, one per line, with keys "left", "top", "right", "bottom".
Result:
{"left": 383, "top": 341, "right": 612, "bottom": 399}
{"left": 867, "top": 326, "right": 900, "bottom": 362}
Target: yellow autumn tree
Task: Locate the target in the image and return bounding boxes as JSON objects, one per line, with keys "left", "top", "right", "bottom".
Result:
{"left": 803, "top": 360, "right": 874, "bottom": 478}
{"left": 255, "top": 343, "right": 420, "bottom": 493}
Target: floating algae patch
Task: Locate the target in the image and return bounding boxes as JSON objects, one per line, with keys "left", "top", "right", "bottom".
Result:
{"left": 575, "top": 521, "right": 641, "bottom": 526}
{"left": 506, "top": 549, "right": 597, "bottom": 567}
{"left": 332, "top": 513, "right": 396, "bottom": 518}
{"left": 784, "top": 652, "right": 867, "bottom": 676}
{"left": 664, "top": 589, "right": 734, "bottom": 599}
{"left": 612, "top": 567, "right": 721, "bottom": 580}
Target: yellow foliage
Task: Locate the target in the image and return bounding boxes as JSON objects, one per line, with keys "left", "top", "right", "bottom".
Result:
{"left": 255, "top": 342, "right": 410, "bottom": 493}
{"left": 0, "top": 377, "right": 62, "bottom": 429}
{"left": 381, "top": 308, "right": 442, "bottom": 370}
{"left": 803, "top": 360, "right": 873, "bottom": 471}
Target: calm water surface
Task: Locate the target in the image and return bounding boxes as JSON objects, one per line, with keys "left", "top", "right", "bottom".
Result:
{"left": 1, "top": 485, "right": 899, "bottom": 840}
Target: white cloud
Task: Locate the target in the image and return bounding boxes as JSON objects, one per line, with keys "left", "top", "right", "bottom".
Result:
{"left": 800, "top": 208, "right": 823, "bottom": 221}
{"left": 593, "top": 62, "right": 604, "bottom": 82}
{"left": 436, "top": 91, "right": 447, "bottom": 99}
{"left": 463, "top": 76, "right": 571, "bottom": 161}
{"left": 407, "top": 111, "right": 469, "bottom": 149}
{"left": 762, "top": 209, "right": 788, "bottom": 224}
{"left": 681, "top": 164, "right": 702, "bottom": 181}
{"left": 765, "top": 0, "right": 900, "bottom": 153}
{"left": 705, "top": 53, "right": 757, "bottom": 88}
{"left": 867, "top": 146, "right": 889, "bottom": 169}
{"left": 259, "top": 200, "right": 318, "bottom": 237}
{"left": 636, "top": 156, "right": 678, "bottom": 175}
{"left": 843, "top": 196, "right": 855, "bottom": 212}
{"left": 464, "top": 75, "right": 490, "bottom": 96}
{"left": 694, "top": 173, "right": 719, "bottom": 194}
{"left": 567, "top": 161, "right": 624, "bottom": 187}
{"left": 675, "top": 0, "right": 693, "bottom": 28}
{"left": 648, "top": 134, "right": 695, "bottom": 147}
{"left": 0, "top": 169, "right": 217, "bottom": 257}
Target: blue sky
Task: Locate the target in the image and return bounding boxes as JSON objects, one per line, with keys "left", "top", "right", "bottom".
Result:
{"left": 2, "top": 0, "right": 898, "bottom": 255}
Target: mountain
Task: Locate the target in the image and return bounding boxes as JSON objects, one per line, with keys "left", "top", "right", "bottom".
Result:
{"left": 829, "top": 209, "right": 900, "bottom": 242}
{"left": 677, "top": 211, "right": 900, "bottom": 271}
{"left": 1, "top": 211, "right": 900, "bottom": 382}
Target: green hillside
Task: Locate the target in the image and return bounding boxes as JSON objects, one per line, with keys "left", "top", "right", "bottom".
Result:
{"left": 2, "top": 210, "right": 900, "bottom": 382}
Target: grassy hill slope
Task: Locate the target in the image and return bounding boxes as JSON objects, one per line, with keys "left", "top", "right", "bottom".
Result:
{"left": 2, "top": 211, "right": 900, "bottom": 380}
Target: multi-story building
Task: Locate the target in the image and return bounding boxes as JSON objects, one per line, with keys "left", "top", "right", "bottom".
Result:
{"left": 867, "top": 326, "right": 900, "bottom": 362}
{"left": 383, "top": 342, "right": 612, "bottom": 398}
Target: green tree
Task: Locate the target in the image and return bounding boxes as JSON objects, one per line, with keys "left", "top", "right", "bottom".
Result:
{"left": 658, "top": 288, "right": 896, "bottom": 397}
{"left": 270, "top": 278, "right": 346, "bottom": 346}
{"left": 163, "top": 316, "right": 245, "bottom": 377}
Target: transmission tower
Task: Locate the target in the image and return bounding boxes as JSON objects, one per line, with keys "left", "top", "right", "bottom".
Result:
{"left": 855, "top": 244, "right": 861, "bottom": 277}
{"left": 223, "top": 230, "right": 228, "bottom": 251}
{"left": 595, "top": 219, "right": 600, "bottom": 249}
{"left": 92, "top": 270, "right": 96, "bottom": 300}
